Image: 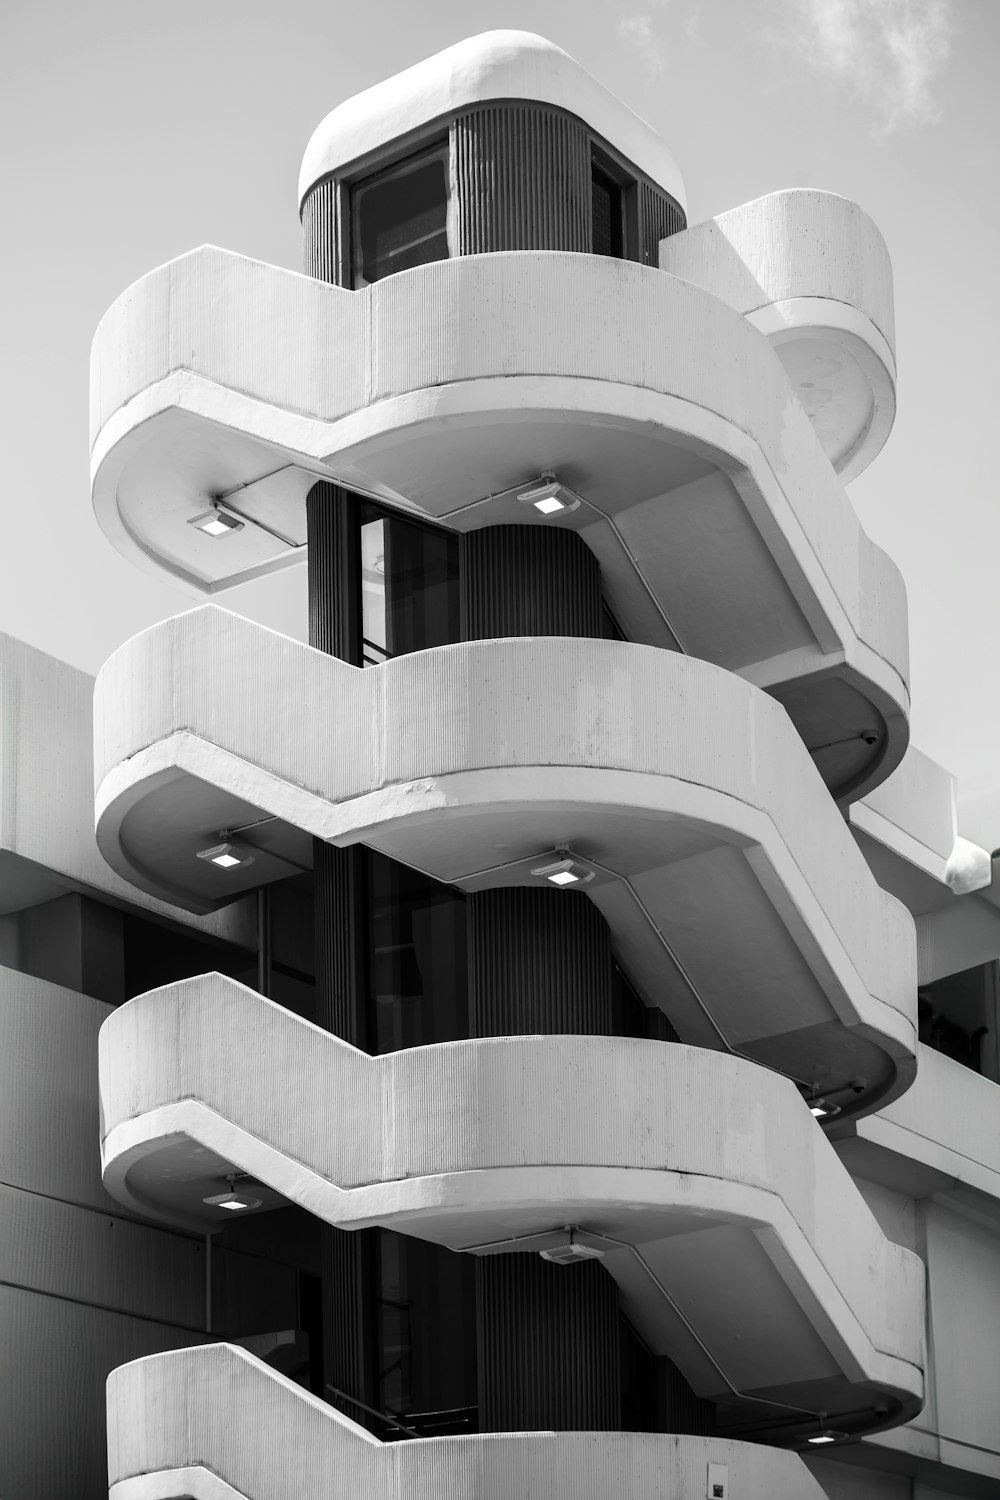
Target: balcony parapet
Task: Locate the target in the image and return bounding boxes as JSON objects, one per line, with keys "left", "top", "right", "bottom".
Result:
{"left": 108, "top": 1345, "right": 834, "bottom": 1498}
{"left": 101, "top": 979, "right": 924, "bottom": 1440}
{"left": 95, "top": 613, "right": 916, "bottom": 1115}
{"left": 660, "top": 191, "right": 895, "bottom": 482}
{"left": 90, "top": 247, "right": 908, "bottom": 798}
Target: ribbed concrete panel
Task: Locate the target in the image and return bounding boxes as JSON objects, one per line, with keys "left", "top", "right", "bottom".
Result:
{"left": 660, "top": 192, "right": 896, "bottom": 480}
{"left": 0, "top": 968, "right": 112, "bottom": 1207}
{"left": 454, "top": 103, "right": 590, "bottom": 253}
{"left": 470, "top": 888, "right": 615, "bottom": 1036}
{"left": 0, "top": 1183, "right": 203, "bottom": 1325}
{"left": 461, "top": 525, "right": 603, "bottom": 639}
{"left": 478, "top": 1255, "right": 620, "bottom": 1430}
{"left": 660, "top": 191, "right": 894, "bottom": 347}
{"left": 94, "top": 617, "right": 915, "bottom": 1113}
{"left": 1, "top": 1285, "right": 201, "bottom": 1500}
{"left": 98, "top": 973, "right": 925, "bottom": 1422}
{"left": 108, "top": 1344, "right": 829, "bottom": 1499}
{"left": 301, "top": 177, "right": 338, "bottom": 285}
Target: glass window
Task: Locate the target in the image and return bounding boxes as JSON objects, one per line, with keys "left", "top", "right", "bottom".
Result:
{"left": 376, "top": 1231, "right": 477, "bottom": 1434}
{"left": 918, "top": 961, "right": 1000, "bottom": 1081}
{"left": 359, "top": 510, "right": 459, "bottom": 665}
{"left": 352, "top": 146, "right": 450, "bottom": 288}
{"left": 368, "top": 852, "right": 468, "bottom": 1053}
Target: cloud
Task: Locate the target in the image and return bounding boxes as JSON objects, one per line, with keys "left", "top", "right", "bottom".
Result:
{"left": 781, "top": 0, "right": 955, "bottom": 131}
{"left": 618, "top": 13, "right": 667, "bottom": 77}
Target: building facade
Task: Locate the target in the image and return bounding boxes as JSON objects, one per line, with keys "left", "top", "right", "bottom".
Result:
{"left": 2, "top": 28, "right": 999, "bottom": 1500}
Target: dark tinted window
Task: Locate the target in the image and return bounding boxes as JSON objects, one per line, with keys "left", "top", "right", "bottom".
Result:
{"left": 592, "top": 165, "right": 623, "bottom": 257}
{"left": 352, "top": 147, "right": 449, "bottom": 287}
{"left": 368, "top": 852, "right": 468, "bottom": 1053}
{"left": 360, "top": 510, "right": 459, "bottom": 664}
{"left": 919, "top": 960, "right": 1000, "bottom": 1081}
{"left": 376, "top": 1231, "right": 477, "bottom": 1433}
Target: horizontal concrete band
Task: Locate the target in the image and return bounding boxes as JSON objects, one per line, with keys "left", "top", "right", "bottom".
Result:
{"left": 89, "top": 248, "right": 908, "bottom": 702}
{"left": 861, "top": 1043, "right": 1000, "bottom": 1201}
{"left": 660, "top": 190, "right": 897, "bottom": 481}
{"left": 106, "top": 1344, "right": 831, "bottom": 1498}
{"left": 95, "top": 615, "right": 916, "bottom": 1056}
{"left": 297, "top": 31, "right": 687, "bottom": 207}
{"left": 100, "top": 974, "right": 925, "bottom": 1397}
{"left": 659, "top": 190, "right": 894, "bottom": 354}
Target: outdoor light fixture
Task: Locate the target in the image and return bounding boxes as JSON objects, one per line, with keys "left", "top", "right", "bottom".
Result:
{"left": 539, "top": 1233, "right": 605, "bottom": 1265}
{"left": 517, "top": 473, "right": 582, "bottom": 515}
{"left": 806, "top": 1430, "right": 844, "bottom": 1446}
{"left": 809, "top": 1098, "right": 841, "bottom": 1120}
{"left": 189, "top": 505, "right": 244, "bottom": 537}
{"left": 196, "top": 841, "right": 255, "bottom": 871}
{"left": 203, "top": 1176, "right": 262, "bottom": 1212}
{"left": 530, "top": 853, "right": 596, "bottom": 887}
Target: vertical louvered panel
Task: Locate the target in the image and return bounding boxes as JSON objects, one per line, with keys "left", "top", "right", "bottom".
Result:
{"left": 455, "top": 104, "right": 591, "bottom": 254}
{"left": 469, "top": 888, "right": 614, "bottom": 1038}
{"left": 638, "top": 180, "right": 686, "bottom": 265}
{"left": 312, "top": 843, "right": 367, "bottom": 1047}
{"left": 460, "top": 526, "right": 603, "bottom": 641}
{"left": 306, "top": 484, "right": 360, "bottom": 661}
{"left": 301, "top": 177, "right": 340, "bottom": 285}
{"left": 477, "top": 1255, "right": 620, "bottom": 1430}
{"left": 658, "top": 1354, "right": 717, "bottom": 1435}
{"left": 322, "top": 1226, "right": 376, "bottom": 1423}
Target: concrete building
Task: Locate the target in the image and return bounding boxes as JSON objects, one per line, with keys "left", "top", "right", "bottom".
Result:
{"left": 3, "top": 28, "right": 999, "bottom": 1500}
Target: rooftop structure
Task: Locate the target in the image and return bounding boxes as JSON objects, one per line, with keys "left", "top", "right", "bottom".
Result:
{"left": 3, "top": 28, "right": 999, "bottom": 1500}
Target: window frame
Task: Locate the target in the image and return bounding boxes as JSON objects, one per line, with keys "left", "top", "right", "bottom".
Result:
{"left": 347, "top": 136, "right": 455, "bottom": 289}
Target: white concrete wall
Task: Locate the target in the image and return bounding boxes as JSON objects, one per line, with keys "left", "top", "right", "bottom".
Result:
{"left": 859, "top": 1045, "right": 1000, "bottom": 1203}
{"left": 107, "top": 1344, "right": 830, "bottom": 1500}
{"left": 0, "top": 630, "right": 253, "bottom": 944}
{"left": 0, "top": 966, "right": 206, "bottom": 1500}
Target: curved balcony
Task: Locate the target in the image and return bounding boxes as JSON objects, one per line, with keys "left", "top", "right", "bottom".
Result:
{"left": 100, "top": 977, "right": 924, "bottom": 1442}
{"left": 660, "top": 191, "right": 895, "bottom": 482}
{"left": 95, "top": 611, "right": 915, "bottom": 1116}
{"left": 90, "top": 247, "right": 909, "bottom": 800}
{"left": 107, "top": 1346, "right": 836, "bottom": 1497}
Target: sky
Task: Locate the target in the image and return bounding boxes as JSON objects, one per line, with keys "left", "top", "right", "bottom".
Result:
{"left": 3, "top": 0, "right": 999, "bottom": 840}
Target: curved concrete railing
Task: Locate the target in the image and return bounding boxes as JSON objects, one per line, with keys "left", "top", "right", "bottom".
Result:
{"left": 660, "top": 191, "right": 895, "bottom": 481}
{"left": 89, "top": 247, "right": 908, "bottom": 802}
{"left": 108, "top": 1345, "right": 833, "bottom": 1498}
{"left": 95, "top": 611, "right": 915, "bottom": 1115}
{"left": 860, "top": 1044, "right": 1000, "bottom": 1204}
{"left": 99, "top": 974, "right": 924, "bottom": 1431}
{"left": 99, "top": 972, "right": 923, "bottom": 1428}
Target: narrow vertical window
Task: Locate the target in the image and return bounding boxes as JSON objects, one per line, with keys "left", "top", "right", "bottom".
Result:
{"left": 359, "top": 509, "right": 459, "bottom": 664}
{"left": 352, "top": 145, "right": 450, "bottom": 287}
{"left": 592, "top": 163, "right": 624, "bottom": 258}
